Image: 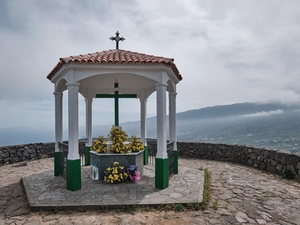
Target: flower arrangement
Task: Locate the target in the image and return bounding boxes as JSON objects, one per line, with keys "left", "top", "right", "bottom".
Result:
{"left": 129, "top": 135, "right": 145, "bottom": 152}
{"left": 126, "top": 165, "right": 141, "bottom": 181}
{"left": 109, "top": 126, "right": 131, "bottom": 154}
{"left": 91, "top": 126, "right": 145, "bottom": 154}
{"left": 104, "top": 161, "right": 128, "bottom": 183}
{"left": 91, "top": 136, "right": 107, "bottom": 153}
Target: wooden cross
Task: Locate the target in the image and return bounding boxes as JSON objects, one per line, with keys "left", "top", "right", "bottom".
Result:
{"left": 96, "top": 81, "right": 137, "bottom": 126}
{"left": 109, "top": 31, "right": 125, "bottom": 49}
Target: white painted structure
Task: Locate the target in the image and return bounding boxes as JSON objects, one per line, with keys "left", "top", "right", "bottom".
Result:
{"left": 47, "top": 49, "right": 182, "bottom": 190}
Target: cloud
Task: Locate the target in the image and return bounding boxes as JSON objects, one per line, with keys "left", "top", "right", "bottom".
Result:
{"left": 240, "top": 109, "right": 284, "bottom": 118}
{"left": 0, "top": 0, "right": 300, "bottom": 130}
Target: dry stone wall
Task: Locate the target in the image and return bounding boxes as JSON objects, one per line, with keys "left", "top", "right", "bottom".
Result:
{"left": 0, "top": 143, "right": 55, "bottom": 165}
{"left": 147, "top": 141, "right": 300, "bottom": 181}
{"left": 1, "top": 141, "right": 300, "bottom": 182}
{"left": 0, "top": 142, "right": 86, "bottom": 166}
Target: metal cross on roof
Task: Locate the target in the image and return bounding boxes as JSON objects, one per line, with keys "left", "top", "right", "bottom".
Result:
{"left": 109, "top": 31, "right": 125, "bottom": 49}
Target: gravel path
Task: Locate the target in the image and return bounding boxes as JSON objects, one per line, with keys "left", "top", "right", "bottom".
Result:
{"left": 0, "top": 157, "right": 299, "bottom": 225}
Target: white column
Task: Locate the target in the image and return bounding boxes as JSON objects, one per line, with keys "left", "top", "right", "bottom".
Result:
{"left": 156, "top": 83, "right": 168, "bottom": 158}
{"left": 85, "top": 97, "right": 93, "bottom": 146}
{"left": 67, "top": 83, "right": 80, "bottom": 160}
{"left": 54, "top": 91, "right": 63, "bottom": 152}
{"left": 140, "top": 97, "right": 147, "bottom": 145}
{"left": 169, "top": 92, "right": 177, "bottom": 149}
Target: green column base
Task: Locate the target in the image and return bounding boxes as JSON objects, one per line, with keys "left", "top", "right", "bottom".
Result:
{"left": 143, "top": 146, "right": 148, "bottom": 165}
{"left": 54, "top": 152, "right": 61, "bottom": 176}
{"left": 85, "top": 146, "right": 91, "bottom": 166}
{"left": 174, "top": 150, "right": 178, "bottom": 174}
{"left": 155, "top": 158, "right": 169, "bottom": 189}
{"left": 66, "top": 159, "right": 81, "bottom": 191}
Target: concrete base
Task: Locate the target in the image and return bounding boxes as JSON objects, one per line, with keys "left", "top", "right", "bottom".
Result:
{"left": 90, "top": 151, "right": 144, "bottom": 180}
{"left": 155, "top": 158, "right": 169, "bottom": 189}
{"left": 22, "top": 165, "right": 204, "bottom": 211}
{"left": 66, "top": 159, "right": 81, "bottom": 191}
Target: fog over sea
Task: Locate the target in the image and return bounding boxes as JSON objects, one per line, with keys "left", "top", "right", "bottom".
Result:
{"left": 2, "top": 102, "right": 300, "bottom": 156}
{"left": 0, "top": 127, "right": 56, "bottom": 146}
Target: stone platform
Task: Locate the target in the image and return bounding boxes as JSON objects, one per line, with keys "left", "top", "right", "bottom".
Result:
{"left": 22, "top": 165, "right": 204, "bottom": 211}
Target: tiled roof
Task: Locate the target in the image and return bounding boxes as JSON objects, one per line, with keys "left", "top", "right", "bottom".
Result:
{"left": 47, "top": 49, "right": 182, "bottom": 81}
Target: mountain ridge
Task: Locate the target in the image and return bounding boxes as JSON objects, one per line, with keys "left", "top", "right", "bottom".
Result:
{"left": 112, "top": 101, "right": 300, "bottom": 154}
{"left": 175, "top": 102, "right": 300, "bottom": 120}
{"left": 1, "top": 101, "right": 300, "bottom": 154}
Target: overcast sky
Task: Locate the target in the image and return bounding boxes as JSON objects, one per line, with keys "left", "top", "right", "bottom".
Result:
{"left": 1, "top": 0, "right": 300, "bottom": 131}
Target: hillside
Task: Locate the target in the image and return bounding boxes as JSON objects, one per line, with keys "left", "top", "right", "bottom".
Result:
{"left": 107, "top": 102, "right": 300, "bottom": 154}
{"left": 176, "top": 102, "right": 299, "bottom": 120}
{"left": 2, "top": 102, "right": 300, "bottom": 154}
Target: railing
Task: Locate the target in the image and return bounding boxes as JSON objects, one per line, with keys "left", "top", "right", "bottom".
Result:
{"left": 167, "top": 141, "right": 175, "bottom": 178}
{"left": 58, "top": 140, "right": 87, "bottom": 180}
{"left": 146, "top": 139, "right": 175, "bottom": 179}
{"left": 146, "top": 138, "right": 157, "bottom": 166}
{"left": 148, "top": 153, "right": 156, "bottom": 165}
{"left": 58, "top": 142, "right": 68, "bottom": 180}
{"left": 58, "top": 138, "right": 175, "bottom": 179}
{"left": 78, "top": 139, "right": 87, "bottom": 166}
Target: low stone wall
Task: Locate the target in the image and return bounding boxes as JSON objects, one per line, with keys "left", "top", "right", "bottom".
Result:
{"left": 1, "top": 141, "right": 300, "bottom": 181}
{"left": 179, "top": 142, "right": 300, "bottom": 181}
{"left": 147, "top": 141, "right": 300, "bottom": 181}
{"left": 0, "top": 143, "right": 55, "bottom": 165}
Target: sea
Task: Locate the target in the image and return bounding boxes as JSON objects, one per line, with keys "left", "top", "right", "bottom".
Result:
{"left": 1, "top": 127, "right": 300, "bottom": 156}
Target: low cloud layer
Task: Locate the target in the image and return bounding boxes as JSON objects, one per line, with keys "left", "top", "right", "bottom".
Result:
{"left": 0, "top": 0, "right": 300, "bottom": 130}
{"left": 240, "top": 109, "right": 284, "bottom": 118}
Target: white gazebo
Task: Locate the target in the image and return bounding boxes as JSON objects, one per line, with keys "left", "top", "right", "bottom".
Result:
{"left": 47, "top": 46, "right": 182, "bottom": 191}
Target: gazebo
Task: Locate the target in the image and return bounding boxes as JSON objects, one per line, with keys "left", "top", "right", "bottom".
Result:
{"left": 47, "top": 35, "right": 182, "bottom": 191}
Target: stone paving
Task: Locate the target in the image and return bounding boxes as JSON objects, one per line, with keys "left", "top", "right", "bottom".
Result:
{"left": 22, "top": 165, "right": 204, "bottom": 210}
{"left": 0, "top": 157, "right": 300, "bottom": 224}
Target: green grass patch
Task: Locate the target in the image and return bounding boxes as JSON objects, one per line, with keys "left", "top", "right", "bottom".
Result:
{"left": 212, "top": 200, "right": 218, "bottom": 210}
{"left": 201, "top": 168, "right": 211, "bottom": 210}
{"left": 49, "top": 206, "right": 61, "bottom": 214}
{"left": 281, "top": 169, "right": 295, "bottom": 180}
{"left": 175, "top": 203, "right": 185, "bottom": 212}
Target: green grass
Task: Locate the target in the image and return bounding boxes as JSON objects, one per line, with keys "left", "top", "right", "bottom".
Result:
{"left": 212, "top": 200, "right": 218, "bottom": 210}
{"left": 49, "top": 206, "right": 61, "bottom": 214}
{"left": 201, "top": 168, "right": 211, "bottom": 210}
{"left": 175, "top": 203, "right": 185, "bottom": 212}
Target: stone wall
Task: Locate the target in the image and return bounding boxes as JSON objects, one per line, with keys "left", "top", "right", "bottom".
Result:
{"left": 0, "top": 143, "right": 55, "bottom": 166}
{"left": 1, "top": 141, "right": 300, "bottom": 182}
{"left": 0, "top": 142, "right": 86, "bottom": 166}
{"left": 147, "top": 141, "right": 300, "bottom": 181}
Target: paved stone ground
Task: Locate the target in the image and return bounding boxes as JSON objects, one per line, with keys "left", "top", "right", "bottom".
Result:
{"left": 1, "top": 157, "right": 300, "bottom": 224}
{"left": 22, "top": 165, "right": 203, "bottom": 210}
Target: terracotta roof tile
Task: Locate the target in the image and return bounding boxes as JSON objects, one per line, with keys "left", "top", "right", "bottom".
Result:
{"left": 47, "top": 49, "right": 182, "bottom": 81}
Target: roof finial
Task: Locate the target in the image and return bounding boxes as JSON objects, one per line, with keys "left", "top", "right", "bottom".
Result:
{"left": 109, "top": 31, "right": 125, "bottom": 49}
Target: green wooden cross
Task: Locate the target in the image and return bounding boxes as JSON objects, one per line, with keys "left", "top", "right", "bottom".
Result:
{"left": 96, "top": 82, "right": 137, "bottom": 126}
